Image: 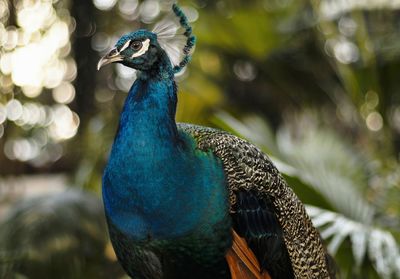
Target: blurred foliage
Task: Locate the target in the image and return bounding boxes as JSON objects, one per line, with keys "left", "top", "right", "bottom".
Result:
{"left": 0, "top": 190, "right": 124, "bottom": 279}
{"left": 1, "top": 0, "right": 400, "bottom": 278}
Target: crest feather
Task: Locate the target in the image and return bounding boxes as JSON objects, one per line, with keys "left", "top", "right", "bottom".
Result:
{"left": 152, "top": 4, "right": 196, "bottom": 74}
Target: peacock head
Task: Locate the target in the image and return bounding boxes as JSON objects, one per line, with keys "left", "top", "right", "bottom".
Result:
{"left": 97, "top": 4, "right": 195, "bottom": 75}
{"left": 97, "top": 30, "right": 162, "bottom": 72}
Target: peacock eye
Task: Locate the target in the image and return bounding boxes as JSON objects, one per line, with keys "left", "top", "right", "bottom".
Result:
{"left": 131, "top": 41, "right": 143, "bottom": 51}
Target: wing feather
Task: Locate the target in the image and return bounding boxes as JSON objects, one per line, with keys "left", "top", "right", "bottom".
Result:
{"left": 178, "top": 123, "right": 335, "bottom": 279}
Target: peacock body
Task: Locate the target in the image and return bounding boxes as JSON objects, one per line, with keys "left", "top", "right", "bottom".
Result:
{"left": 99, "top": 4, "right": 335, "bottom": 279}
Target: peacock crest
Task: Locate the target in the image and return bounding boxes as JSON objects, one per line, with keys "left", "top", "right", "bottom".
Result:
{"left": 152, "top": 4, "right": 196, "bottom": 74}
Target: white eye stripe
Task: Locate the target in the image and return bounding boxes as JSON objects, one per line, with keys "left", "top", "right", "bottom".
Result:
{"left": 119, "top": 40, "right": 131, "bottom": 52}
{"left": 131, "top": 39, "right": 150, "bottom": 58}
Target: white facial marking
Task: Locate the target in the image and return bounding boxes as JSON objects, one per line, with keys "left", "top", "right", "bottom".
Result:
{"left": 131, "top": 38, "right": 151, "bottom": 58}
{"left": 120, "top": 40, "right": 131, "bottom": 52}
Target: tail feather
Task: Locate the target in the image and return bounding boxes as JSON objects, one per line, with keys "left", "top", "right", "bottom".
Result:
{"left": 226, "top": 230, "right": 271, "bottom": 279}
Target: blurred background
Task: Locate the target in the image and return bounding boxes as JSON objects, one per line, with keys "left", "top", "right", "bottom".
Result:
{"left": 0, "top": 0, "right": 400, "bottom": 278}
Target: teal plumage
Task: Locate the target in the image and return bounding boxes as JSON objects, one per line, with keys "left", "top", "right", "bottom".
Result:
{"left": 98, "top": 4, "right": 335, "bottom": 279}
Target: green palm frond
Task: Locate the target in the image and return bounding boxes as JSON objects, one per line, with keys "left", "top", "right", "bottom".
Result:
{"left": 276, "top": 120, "right": 375, "bottom": 223}
{"left": 307, "top": 206, "right": 400, "bottom": 279}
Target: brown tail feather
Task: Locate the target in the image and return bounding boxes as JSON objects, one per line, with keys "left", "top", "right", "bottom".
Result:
{"left": 226, "top": 230, "right": 271, "bottom": 279}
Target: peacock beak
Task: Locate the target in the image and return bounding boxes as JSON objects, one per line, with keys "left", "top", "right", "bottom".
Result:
{"left": 97, "top": 48, "right": 124, "bottom": 70}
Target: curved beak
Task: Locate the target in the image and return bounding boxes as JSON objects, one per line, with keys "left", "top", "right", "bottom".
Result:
{"left": 97, "top": 48, "right": 124, "bottom": 70}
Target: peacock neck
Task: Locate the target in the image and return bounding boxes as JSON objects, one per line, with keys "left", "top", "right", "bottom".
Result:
{"left": 116, "top": 77, "right": 178, "bottom": 151}
{"left": 103, "top": 58, "right": 229, "bottom": 242}
{"left": 114, "top": 52, "right": 179, "bottom": 154}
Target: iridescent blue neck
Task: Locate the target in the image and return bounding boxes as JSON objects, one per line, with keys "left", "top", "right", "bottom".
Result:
{"left": 103, "top": 57, "right": 228, "bottom": 242}
{"left": 116, "top": 75, "right": 178, "bottom": 149}
{"left": 115, "top": 55, "right": 178, "bottom": 152}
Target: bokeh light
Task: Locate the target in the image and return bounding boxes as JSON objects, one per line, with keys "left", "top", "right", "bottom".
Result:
{"left": 52, "top": 82, "right": 76, "bottom": 104}
{"left": 366, "top": 111, "right": 383, "bottom": 132}
{"left": 333, "top": 39, "right": 360, "bottom": 64}
{"left": 118, "top": 0, "right": 139, "bottom": 18}
{"left": 338, "top": 17, "right": 357, "bottom": 37}
{"left": 49, "top": 105, "right": 80, "bottom": 141}
{"left": 139, "top": 0, "right": 160, "bottom": 23}
{"left": 93, "top": 0, "right": 118, "bottom": 11}
{"left": 181, "top": 6, "right": 199, "bottom": 22}
{"left": 233, "top": 60, "right": 257, "bottom": 82}
{"left": 0, "top": 0, "right": 77, "bottom": 165}
{"left": 6, "top": 99, "right": 23, "bottom": 121}
{"left": 320, "top": 0, "right": 400, "bottom": 19}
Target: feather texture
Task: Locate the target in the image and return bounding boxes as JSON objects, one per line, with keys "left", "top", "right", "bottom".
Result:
{"left": 178, "top": 123, "right": 335, "bottom": 279}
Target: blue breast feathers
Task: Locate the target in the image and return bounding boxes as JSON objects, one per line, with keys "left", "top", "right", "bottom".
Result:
{"left": 102, "top": 77, "right": 229, "bottom": 241}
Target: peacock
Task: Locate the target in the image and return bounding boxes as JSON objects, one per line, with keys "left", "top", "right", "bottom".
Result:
{"left": 98, "top": 4, "right": 335, "bottom": 279}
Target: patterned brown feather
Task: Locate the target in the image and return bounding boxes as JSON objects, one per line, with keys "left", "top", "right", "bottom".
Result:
{"left": 178, "top": 123, "right": 335, "bottom": 279}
